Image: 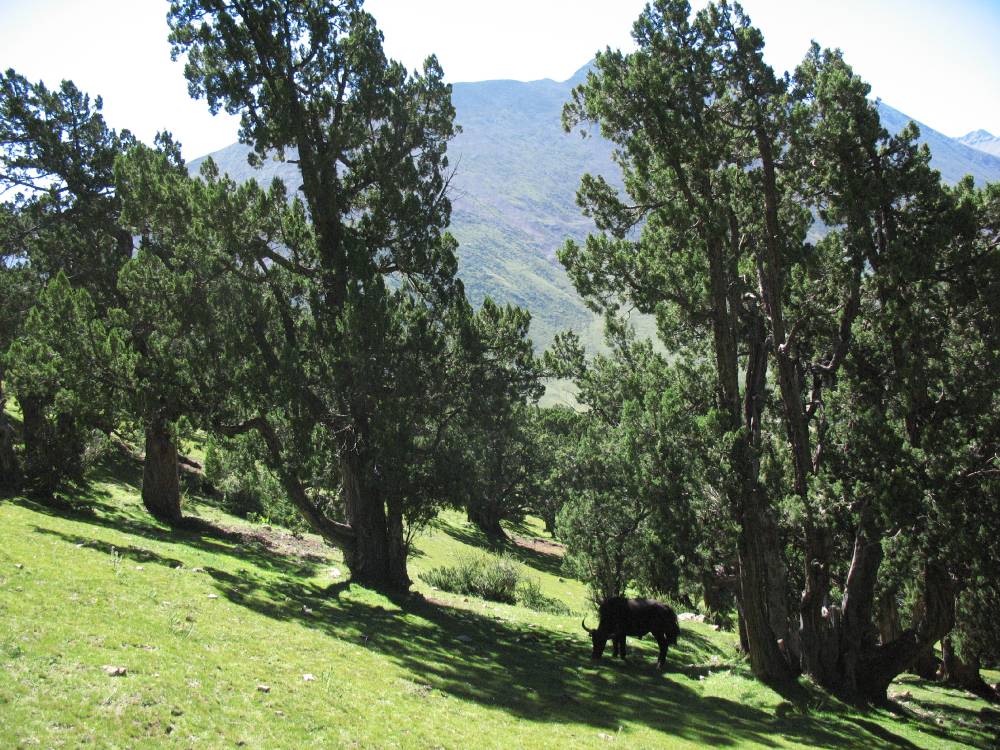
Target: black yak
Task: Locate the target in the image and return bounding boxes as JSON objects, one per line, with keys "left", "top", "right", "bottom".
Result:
{"left": 582, "top": 597, "right": 680, "bottom": 670}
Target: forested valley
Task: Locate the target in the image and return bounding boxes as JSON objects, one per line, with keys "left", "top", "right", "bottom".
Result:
{"left": 1, "top": 1, "right": 998, "bottom": 747}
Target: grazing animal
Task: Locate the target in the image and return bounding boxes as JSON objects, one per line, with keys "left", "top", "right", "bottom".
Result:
{"left": 582, "top": 597, "right": 680, "bottom": 670}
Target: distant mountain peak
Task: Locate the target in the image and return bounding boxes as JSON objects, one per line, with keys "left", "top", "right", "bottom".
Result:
{"left": 960, "top": 128, "right": 997, "bottom": 141}
{"left": 957, "top": 128, "right": 1000, "bottom": 158}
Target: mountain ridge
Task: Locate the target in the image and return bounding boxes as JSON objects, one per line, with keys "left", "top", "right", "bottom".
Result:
{"left": 190, "top": 65, "right": 1000, "bottom": 355}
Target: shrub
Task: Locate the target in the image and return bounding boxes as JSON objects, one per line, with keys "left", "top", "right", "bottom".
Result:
{"left": 422, "top": 552, "right": 574, "bottom": 614}
{"left": 422, "top": 552, "right": 521, "bottom": 604}
{"left": 203, "top": 434, "right": 307, "bottom": 531}
{"left": 515, "top": 577, "right": 574, "bottom": 616}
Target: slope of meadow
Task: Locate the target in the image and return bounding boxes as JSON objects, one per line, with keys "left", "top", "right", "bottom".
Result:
{"left": 1, "top": 452, "right": 998, "bottom": 749}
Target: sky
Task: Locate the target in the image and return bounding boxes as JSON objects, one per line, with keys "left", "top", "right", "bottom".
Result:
{"left": 1, "top": 0, "right": 998, "bottom": 160}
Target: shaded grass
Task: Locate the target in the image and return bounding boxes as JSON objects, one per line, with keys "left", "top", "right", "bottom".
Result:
{"left": 1, "top": 461, "right": 997, "bottom": 748}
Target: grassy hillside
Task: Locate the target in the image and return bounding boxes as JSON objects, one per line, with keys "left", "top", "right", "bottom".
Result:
{"left": 2, "top": 455, "right": 998, "bottom": 748}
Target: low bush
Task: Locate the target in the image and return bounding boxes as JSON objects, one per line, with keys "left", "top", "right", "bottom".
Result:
{"left": 422, "top": 552, "right": 573, "bottom": 614}
{"left": 515, "top": 576, "right": 574, "bottom": 615}
{"left": 422, "top": 552, "right": 521, "bottom": 604}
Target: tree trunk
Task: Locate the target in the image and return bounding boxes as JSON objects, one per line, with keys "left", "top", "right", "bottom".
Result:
{"left": 19, "top": 394, "right": 82, "bottom": 494}
{"left": 837, "top": 503, "right": 884, "bottom": 696}
{"left": 0, "top": 381, "right": 18, "bottom": 488}
{"left": 702, "top": 224, "right": 794, "bottom": 684}
{"left": 941, "top": 638, "right": 998, "bottom": 701}
{"left": 341, "top": 452, "right": 410, "bottom": 591}
{"left": 142, "top": 420, "right": 183, "bottom": 525}
{"left": 911, "top": 645, "right": 939, "bottom": 680}
{"left": 0, "top": 372, "right": 13, "bottom": 488}
{"left": 467, "top": 498, "right": 507, "bottom": 542}
{"left": 702, "top": 565, "right": 738, "bottom": 616}
{"left": 736, "top": 604, "right": 750, "bottom": 654}
{"left": 878, "top": 589, "right": 902, "bottom": 646}
{"left": 737, "top": 491, "right": 796, "bottom": 682}
{"left": 20, "top": 394, "right": 47, "bottom": 481}
{"left": 852, "top": 562, "right": 956, "bottom": 701}
{"left": 0, "top": 418, "right": 18, "bottom": 489}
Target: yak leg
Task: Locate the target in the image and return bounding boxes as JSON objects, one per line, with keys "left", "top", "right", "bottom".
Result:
{"left": 654, "top": 633, "right": 668, "bottom": 669}
{"left": 617, "top": 634, "right": 628, "bottom": 660}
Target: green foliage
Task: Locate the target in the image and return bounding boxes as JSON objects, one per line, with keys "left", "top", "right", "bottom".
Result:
{"left": 422, "top": 552, "right": 522, "bottom": 604}
{"left": 557, "top": 0, "right": 1000, "bottom": 693}
{"left": 421, "top": 550, "right": 572, "bottom": 615}
{"left": 546, "top": 318, "right": 711, "bottom": 605}
{"left": 202, "top": 434, "right": 304, "bottom": 531}
{"left": 514, "top": 576, "right": 575, "bottom": 616}
{"left": 527, "top": 405, "right": 584, "bottom": 533}
{"left": 0, "top": 70, "right": 134, "bottom": 492}
{"left": 162, "top": 0, "right": 543, "bottom": 587}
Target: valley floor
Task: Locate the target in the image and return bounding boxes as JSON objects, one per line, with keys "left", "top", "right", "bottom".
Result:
{"left": 1, "top": 457, "right": 997, "bottom": 749}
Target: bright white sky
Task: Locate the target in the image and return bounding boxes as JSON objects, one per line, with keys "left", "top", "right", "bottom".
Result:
{"left": 1, "top": 0, "right": 997, "bottom": 160}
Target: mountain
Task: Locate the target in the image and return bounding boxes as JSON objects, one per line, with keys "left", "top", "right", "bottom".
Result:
{"left": 191, "top": 64, "right": 1000, "bottom": 356}
{"left": 957, "top": 129, "right": 1000, "bottom": 159}
{"left": 875, "top": 104, "right": 1000, "bottom": 185}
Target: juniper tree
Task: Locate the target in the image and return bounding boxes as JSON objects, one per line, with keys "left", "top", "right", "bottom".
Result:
{"left": 166, "top": 0, "right": 519, "bottom": 588}
{"left": 561, "top": 0, "right": 990, "bottom": 697}
{"left": 0, "top": 71, "right": 134, "bottom": 495}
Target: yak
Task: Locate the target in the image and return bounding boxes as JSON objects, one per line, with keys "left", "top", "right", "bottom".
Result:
{"left": 582, "top": 597, "right": 680, "bottom": 670}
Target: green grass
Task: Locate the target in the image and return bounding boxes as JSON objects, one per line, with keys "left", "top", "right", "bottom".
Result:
{"left": 1, "top": 460, "right": 998, "bottom": 748}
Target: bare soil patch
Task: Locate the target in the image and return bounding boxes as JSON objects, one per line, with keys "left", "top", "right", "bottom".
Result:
{"left": 510, "top": 534, "right": 565, "bottom": 558}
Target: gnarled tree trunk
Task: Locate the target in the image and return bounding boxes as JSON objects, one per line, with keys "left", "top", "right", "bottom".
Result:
{"left": 142, "top": 419, "right": 182, "bottom": 525}
{"left": 20, "top": 394, "right": 47, "bottom": 481}
{"left": 852, "top": 562, "right": 956, "bottom": 701}
{"left": 878, "top": 589, "right": 902, "bottom": 646}
{"left": 467, "top": 497, "right": 506, "bottom": 542}
{"left": 941, "top": 638, "right": 998, "bottom": 701}
{"left": 340, "top": 452, "right": 410, "bottom": 591}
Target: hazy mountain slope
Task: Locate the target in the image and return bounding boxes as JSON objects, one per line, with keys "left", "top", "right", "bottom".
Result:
{"left": 191, "top": 66, "right": 1000, "bottom": 354}
{"left": 958, "top": 129, "right": 1000, "bottom": 158}
{"left": 877, "top": 103, "right": 1000, "bottom": 185}
{"left": 445, "top": 65, "right": 628, "bottom": 350}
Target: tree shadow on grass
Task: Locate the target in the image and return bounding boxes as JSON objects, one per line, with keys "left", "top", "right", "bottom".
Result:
{"left": 882, "top": 694, "right": 1000, "bottom": 749}
{"left": 16, "top": 494, "right": 993, "bottom": 749}
{"left": 24, "top": 498, "right": 328, "bottom": 582}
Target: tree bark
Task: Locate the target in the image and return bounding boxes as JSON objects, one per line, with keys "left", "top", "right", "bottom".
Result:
{"left": 837, "top": 502, "right": 884, "bottom": 695}
{"left": 852, "top": 562, "right": 956, "bottom": 701}
{"left": 221, "top": 415, "right": 410, "bottom": 592}
{"left": 736, "top": 603, "right": 750, "bottom": 654}
{"left": 141, "top": 419, "right": 183, "bottom": 526}
{"left": 0, "top": 417, "right": 18, "bottom": 490}
{"left": 705, "top": 224, "right": 794, "bottom": 683}
{"left": 20, "top": 394, "right": 47, "bottom": 481}
{"left": 340, "top": 452, "right": 410, "bottom": 591}
{"left": 911, "top": 645, "right": 939, "bottom": 680}
{"left": 0, "top": 379, "right": 18, "bottom": 489}
{"left": 467, "top": 498, "right": 507, "bottom": 542}
{"left": 941, "top": 638, "right": 998, "bottom": 701}
{"left": 0, "top": 372, "right": 13, "bottom": 488}
{"left": 878, "top": 589, "right": 902, "bottom": 646}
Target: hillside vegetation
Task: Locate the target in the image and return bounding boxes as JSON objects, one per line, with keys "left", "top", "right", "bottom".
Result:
{"left": 1, "top": 455, "right": 998, "bottom": 749}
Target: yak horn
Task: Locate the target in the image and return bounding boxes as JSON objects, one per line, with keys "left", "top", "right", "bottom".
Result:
{"left": 581, "top": 618, "right": 595, "bottom": 634}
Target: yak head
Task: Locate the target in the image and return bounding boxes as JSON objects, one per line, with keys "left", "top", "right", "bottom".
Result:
{"left": 581, "top": 618, "right": 607, "bottom": 659}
